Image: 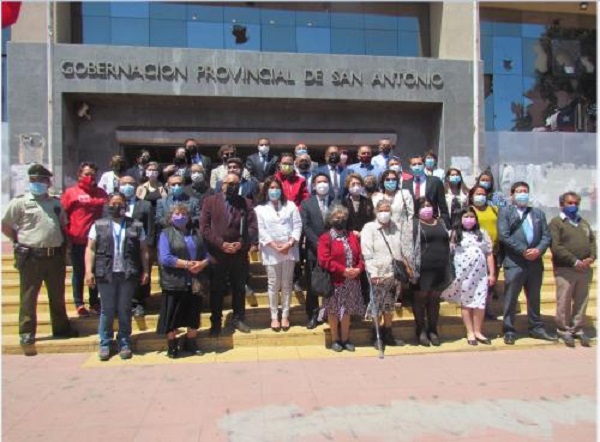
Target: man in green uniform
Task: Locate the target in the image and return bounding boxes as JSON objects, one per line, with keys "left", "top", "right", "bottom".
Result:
{"left": 2, "top": 164, "right": 77, "bottom": 346}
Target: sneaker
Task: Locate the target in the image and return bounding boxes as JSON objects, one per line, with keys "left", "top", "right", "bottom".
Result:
{"left": 342, "top": 341, "right": 355, "bottom": 352}
{"left": 77, "top": 306, "right": 90, "bottom": 317}
{"left": 98, "top": 347, "right": 111, "bottom": 361}
{"left": 331, "top": 341, "right": 343, "bottom": 352}
{"left": 119, "top": 347, "right": 132, "bottom": 360}
{"left": 132, "top": 304, "right": 145, "bottom": 318}
{"left": 89, "top": 304, "right": 101, "bottom": 316}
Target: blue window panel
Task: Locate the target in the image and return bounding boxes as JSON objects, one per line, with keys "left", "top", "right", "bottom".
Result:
{"left": 398, "top": 31, "right": 420, "bottom": 57}
{"left": 364, "top": 13, "right": 396, "bottom": 31}
{"left": 111, "top": 18, "right": 149, "bottom": 46}
{"left": 150, "top": 3, "right": 186, "bottom": 20}
{"left": 83, "top": 16, "right": 111, "bottom": 45}
{"left": 480, "top": 20, "right": 493, "bottom": 36}
{"left": 295, "top": 11, "right": 330, "bottom": 28}
{"left": 261, "top": 26, "right": 295, "bottom": 53}
{"left": 492, "top": 21, "right": 521, "bottom": 37}
{"left": 150, "top": 19, "right": 186, "bottom": 48}
{"left": 224, "top": 23, "right": 260, "bottom": 51}
{"left": 493, "top": 74, "right": 524, "bottom": 131}
{"left": 187, "top": 22, "right": 224, "bottom": 49}
{"left": 484, "top": 93, "right": 495, "bottom": 131}
{"left": 492, "top": 36, "right": 522, "bottom": 75}
{"left": 331, "top": 28, "right": 365, "bottom": 55}
{"left": 187, "top": 5, "right": 223, "bottom": 23}
{"left": 521, "top": 23, "right": 546, "bottom": 38}
{"left": 223, "top": 6, "right": 260, "bottom": 25}
{"left": 260, "top": 9, "right": 294, "bottom": 26}
{"left": 111, "top": 2, "right": 149, "bottom": 19}
{"left": 82, "top": 2, "right": 110, "bottom": 17}
{"left": 397, "top": 16, "right": 419, "bottom": 32}
{"left": 365, "top": 29, "right": 397, "bottom": 56}
{"left": 331, "top": 12, "right": 364, "bottom": 29}
{"left": 296, "top": 27, "right": 330, "bottom": 54}
{"left": 481, "top": 35, "right": 493, "bottom": 74}
{"left": 522, "top": 76, "right": 536, "bottom": 108}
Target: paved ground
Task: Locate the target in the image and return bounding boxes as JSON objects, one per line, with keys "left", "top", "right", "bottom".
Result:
{"left": 2, "top": 346, "right": 596, "bottom": 441}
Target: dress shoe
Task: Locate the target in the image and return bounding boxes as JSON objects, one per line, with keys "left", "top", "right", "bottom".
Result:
{"left": 418, "top": 331, "right": 430, "bottom": 347}
{"left": 53, "top": 327, "right": 79, "bottom": 339}
{"left": 20, "top": 334, "right": 35, "bottom": 346}
{"left": 235, "top": 320, "right": 251, "bottom": 333}
{"left": 484, "top": 312, "right": 498, "bottom": 321}
{"left": 342, "top": 341, "right": 355, "bottom": 352}
{"left": 561, "top": 334, "right": 576, "bottom": 348}
{"left": 475, "top": 336, "right": 492, "bottom": 345}
{"left": 467, "top": 339, "right": 478, "bottom": 346}
{"left": 331, "top": 341, "right": 343, "bottom": 352}
{"left": 167, "top": 339, "right": 179, "bottom": 359}
{"left": 281, "top": 318, "right": 290, "bottom": 331}
{"left": 382, "top": 327, "right": 405, "bottom": 347}
{"left": 528, "top": 329, "right": 558, "bottom": 342}
{"left": 270, "top": 319, "right": 281, "bottom": 332}
{"left": 576, "top": 333, "right": 592, "bottom": 347}
{"left": 306, "top": 315, "right": 319, "bottom": 330}
{"left": 503, "top": 333, "right": 516, "bottom": 345}
{"left": 428, "top": 332, "right": 440, "bottom": 347}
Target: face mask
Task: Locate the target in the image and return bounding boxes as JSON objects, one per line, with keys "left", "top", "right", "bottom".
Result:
{"left": 389, "top": 165, "right": 401, "bottom": 173}
{"left": 226, "top": 183, "right": 240, "bottom": 197}
{"left": 191, "top": 172, "right": 204, "bottom": 183}
{"left": 268, "top": 188, "right": 281, "bottom": 201}
{"left": 376, "top": 211, "right": 391, "bottom": 224}
{"left": 29, "top": 182, "right": 48, "bottom": 196}
{"left": 380, "top": 146, "right": 392, "bottom": 154}
{"left": 171, "top": 184, "right": 184, "bottom": 197}
{"left": 383, "top": 180, "right": 397, "bottom": 192}
{"left": 298, "top": 161, "right": 310, "bottom": 171}
{"left": 365, "top": 183, "right": 377, "bottom": 193}
{"left": 448, "top": 175, "right": 461, "bottom": 184}
{"left": 171, "top": 214, "right": 189, "bottom": 229}
{"left": 340, "top": 153, "right": 348, "bottom": 163}
{"left": 331, "top": 219, "right": 346, "bottom": 230}
{"left": 120, "top": 184, "right": 135, "bottom": 199}
{"left": 473, "top": 195, "right": 487, "bottom": 207}
{"left": 462, "top": 218, "right": 477, "bottom": 230}
{"left": 315, "top": 182, "right": 330, "bottom": 196}
{"left": 174, "top": 156, "right": 187, "bottom": 166}
{"left": 328, "top": 152, "right": 340, "bottom": 165}
{"left": 146, "top": 170, "right": 159, "bottom": 179}
{"left": 140, "top": 156, "right": 150, "bottom": 165}
{"left": 425, "top": 158, "right": 435, "bottom": 169}
{"left": 514, "top": 192, "right": 529, "bottom": 206}
{"left": 563, "top": 205, "right": 579, "bottom": 219}
{"left": 349, "top": 185, "right": 363, "bottom": 196}
{"left": 112, "top": 165, "right": 124, "bottom": 174}
{"left": 108, "top": 205, "right": 125, "bottom": 218}
{"left": 359, "top": 154, "right": 372, "bottom": 164}
{"left": 296, "top": 149, "right": 307, "bottom": 157}
{"left": 79, "top": 175, "right": 96, "bottom": 191}
{"left": 479, "top": 181, "right": 491, "bottom": 190}
{"left": 280, "top": 164, "right": 294, "bottom": 175}
{"left": 411, "top": 165, "right": 425, "bottom": 176}
{"left": 419, "top": 207, "right": 434, "bottom": 220}
{"left": 258, "top": 144, "right": 270, "bottom": 155}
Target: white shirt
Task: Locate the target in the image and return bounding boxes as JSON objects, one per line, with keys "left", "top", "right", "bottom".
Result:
{"left": 372, "top": 190, "right": 414, "bottom": 226}
{"left": 412, "top": 175, "right": 428, "bottom": 198}
{"left": 371, "top": 153, "right": 389, "bottom": 170}
{"left": 255, "top": 201, "right": 302, "bottom": 265}
{"left": 89, "top": 220, "right": 147, "bottom": 272}
{"left": 97, "top": 171, "right": 119, "bottom": 194}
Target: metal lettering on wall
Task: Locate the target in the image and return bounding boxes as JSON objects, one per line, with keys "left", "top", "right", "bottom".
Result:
{"left": 60, "top": 61, "right": 443, "bottom": 89}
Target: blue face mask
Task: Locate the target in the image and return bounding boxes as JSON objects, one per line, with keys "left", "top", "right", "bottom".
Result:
{"left": 383, "top": 180, "right": 398, "bottom": 192}
{"left": 563, "top": 205, "right": 579, "bottom": 218}
{"left": 479, "top": 181, "right": 491, "bottom": 190}
{"left": 411, "top": 165, "right": 425, "bottom": 176}
{"left": 425, "top": 158, "right": 435, "bottom": 169}
{"left": 29, "top": 182, "right": 48, "bottom": 196}
{"left": 295, "top": 149, "right": 307, "bottom": 157}
{"left": 473, "top": 195, "right": 487, "bottom": 207}
{"left": 171, "top": 184, "right": 184, "bottom": 198}
{"left": 448, "top": 175, "right": 461, "bottom": 184}
{"left": 120, "top": 184, "right": 135, "bottom": 199}
{"left": 514, "top": 192, "right": 529, "bottom": 206}
{"left": 268, "top": 188, "right": 282, "bottom": 201}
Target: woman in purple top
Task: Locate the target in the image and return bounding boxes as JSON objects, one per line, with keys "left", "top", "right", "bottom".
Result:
{"left": 157, "top": 203, "right": 210, "bottom": 358}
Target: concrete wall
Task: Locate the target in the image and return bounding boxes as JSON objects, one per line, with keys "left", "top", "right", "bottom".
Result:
{"left": 430, "top": 3, "right": 475, "bottom": 61}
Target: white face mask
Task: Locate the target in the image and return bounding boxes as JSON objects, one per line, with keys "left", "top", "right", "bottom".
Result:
{"left": 389, "top": 165, "right": 401, "bottom": 173}
{"left": 258, "top": 144, "right": 270, "bottom": 155}
{"left": 377, "top": 211, "right": 391, "bottom": 224}
{"left": 191, "top": 172, "right": 204, "bottom": 183}
{"left": 315, "top": 182, "right": 330, "bottom": 196}
{"left": 348, "top": 185, "right": 363, "bottom": 196}
{"left": 340, "top": 153, "right": 348, "bottom": 163}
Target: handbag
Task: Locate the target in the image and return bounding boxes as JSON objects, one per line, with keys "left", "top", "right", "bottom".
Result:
{"left": 313, "top": 234, "right": 333, "bottom": 298}
{"left": 379, "top": 229, "right": 409, "bottom": 283}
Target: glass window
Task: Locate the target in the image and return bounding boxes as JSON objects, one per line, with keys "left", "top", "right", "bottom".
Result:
{"left": 187, "top": 22, "right": 224, "bottom": 49}
{"left": 83, "top": 16, "right": 111, "bottom": 45}
{"left": 150, "top": 3, "right": 186, "bottom": 21}
{"left": 150, "top": 19, "right": 186, "bottom": 48}
{"left": 365, "top": 29, "right": 397, "bottom": 56}
{"left": 111, "top": 2, "right": 149, "bottom": 19}
{"left": 484, "top": 93, "right": 495, "bottom": 131}
{"left": 82, "top": 2, "right": 110, "bottom": 17}
{"left": 262, "top": 26, "right": 295, "bottom": 53}
{"left": 331, "top": 12, "right": 364, "bottom": 29}
{"left": 522, "top": 38, "right": 546, "bottom": 77}
{"left": 187, "top": 5, "right": 223, "bottom": 23}
{"left": 224, "top": 23, "right": 260, "bottom": 51}
{"left": 296, "top": 27, "right": 330, "bottom": 54}
{"left": 223, "top": 6, "right": 260, "bottom": 25}
{"left": 260, "top": 9, "right": 295, "bottom": 26}
{"left": 493, "top": 74, "right": 524, "bottom": 131}
{"left": 331, "top": 28, "right": 365, "bottom": 55}
{"left": 364, "top": 13, "right": 397, "bottom": 31}
{"left": 397, "top": 16, "right": 420, "bottom": 32}
{"left": 295, "top": 11, "right": 330, "bottom": 28}
{"left": 521, "top": 23, "right": 546, "bottom": 39}
{"left": 398, "top": 31, "right": 420, "bottom": 57}
{"left": 480, "top": 20, "right": 493, "bottom": 36}
{"left": 111, "top": 18, "right": 149, "bottom": 46}
{"left": 482, "top": 35, "right": 493, "bottom": 74}
{"left": 492, "top": 21, "right": 521, "bottom": 37}
{"left": 492, "top": 36, "right": 523, "bottom": 75}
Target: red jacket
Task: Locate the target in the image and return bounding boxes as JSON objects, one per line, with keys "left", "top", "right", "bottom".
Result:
{"left": 61, "top": 183, "right": 108, "bottom": 245}
{"left": 317, "top": 231, "right": 364, "bottom": 285}
{"left": 275, "top": 171, "right": 309, "bottom": 208}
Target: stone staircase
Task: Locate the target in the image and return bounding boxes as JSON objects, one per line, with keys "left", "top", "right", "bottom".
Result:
{"left": 1, "top": 253, "right": 596, "bottom": 355}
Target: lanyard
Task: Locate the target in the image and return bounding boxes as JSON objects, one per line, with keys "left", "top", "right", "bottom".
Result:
{"left": 114, "top": 219, "right": 126, "bottom": 256}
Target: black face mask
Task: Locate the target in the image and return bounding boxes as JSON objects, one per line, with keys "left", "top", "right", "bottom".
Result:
{"left": 365, "top": 183, "right": 377, "bottom": 192}
{"left": 331, "top": 219, "right": 347, "bottom": 230}
{"left": 222, "top": 153, "right": 234, "bottom": 162}
{"left": 298, "top": 161, "right": 310, "bottom": 171}
{"left": 108, "top": 205, "right": 125, "bottom": 218}
{"left": 174, "top": 156, "right": 187, "bottom": 166}
{"left": 140, "top": 156, "right": 150, "bottom": 165}
{"left": 225, "top": 183, "right": 240, "bottom": 197}
{"left": 328, "top": 153, "right": 340, "bottom": 165}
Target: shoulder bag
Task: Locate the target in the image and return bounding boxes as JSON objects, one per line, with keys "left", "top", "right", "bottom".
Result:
{"left": 379, "top": 228, "right": 410, "bottom": 283}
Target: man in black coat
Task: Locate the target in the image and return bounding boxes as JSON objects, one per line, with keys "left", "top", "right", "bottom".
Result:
{"left": 125, "top": 149, "right": 151, "bottom": 184}
{"left": 245, "top": 137, "right": 279, "bottom": 183}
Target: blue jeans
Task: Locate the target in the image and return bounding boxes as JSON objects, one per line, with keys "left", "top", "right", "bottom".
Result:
{"left": 97, "top": 273, "right": 136, "bottom": 349}
{"left": 71, "top": 243, "right": 99, "bottom": 307}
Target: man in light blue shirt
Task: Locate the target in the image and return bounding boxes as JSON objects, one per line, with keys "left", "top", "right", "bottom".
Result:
{"left": 371, "top": 137, "right": 394, "bottom": 170}
{"left": 347, "top": 145, "right": 383, "bottom": 181}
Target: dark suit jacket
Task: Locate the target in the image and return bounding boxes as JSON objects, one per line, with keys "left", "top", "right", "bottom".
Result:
{"left": 497, "top": 205, "right": 551, "bottom": 269}
{"left": 313, "top": 164, "right": 348, "bottom": 199}
{"left": 215, "top": 177, "right": 260, "bottom": 204}
{"left": 300, "top": 195, "right": 335, "bottom": 261}
{"left": 132, "top": 199, "right": 156, "bottom": 247}
{"left": 155, "top": 193, "right": 200, "bottom": 229}
{"left": 402, "top": 176, "right": 450, "bottom": 228}
{"left": 189, "top": 153, "right": 212, "bottom": 175}
{"left": 342, "top": 195, "right": 375, "bottom": 233}
{"left": 246, "top": 152, "right": 279, "bottom": 182}
{"left": 125, "top": 165, "right": 146, "bottom": 184}
{"left": 200, "top": 193, "right": 258, "bottom": 263}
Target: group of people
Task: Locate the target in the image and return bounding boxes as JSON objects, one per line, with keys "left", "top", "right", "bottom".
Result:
{"left": 2, "top": 136, "right": 595, "bottom": 361}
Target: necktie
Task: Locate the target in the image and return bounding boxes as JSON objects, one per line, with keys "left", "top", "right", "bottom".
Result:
{"left": 332, "top": 167, "right": 339, "bottom": 193}
{"left": 415, "top": 178, "right": 421, "bottom": 199}
{"left": 319, "top": 198, "right": 327, "bottom": 219}
{"left": 262, "top": 155, "right": 268, "bottom": 171}
{"left": 522, "top": 213, "right": 534, "bottom": 245}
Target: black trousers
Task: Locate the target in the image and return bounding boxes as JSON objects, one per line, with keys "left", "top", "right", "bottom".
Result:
{"left": 132, "top": 245, "right": 157, "bottom": 307}
{"left": 413, "top": 291, "right": 441, "bottom": 336}
{"left": 210, "top": 255, "right": 248, "bottom": 325}
{"left": 304, "top": 259, "right": 320, "bottom": 317}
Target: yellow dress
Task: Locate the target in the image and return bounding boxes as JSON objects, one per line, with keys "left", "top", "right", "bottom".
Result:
{"left": 474, "top": 205, "right": 498, "bottom": 253}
